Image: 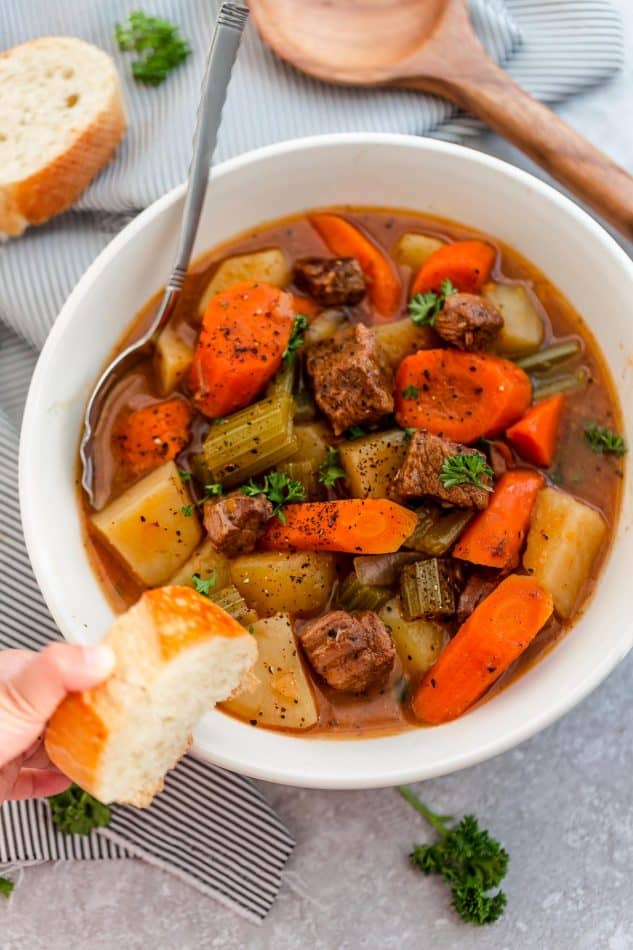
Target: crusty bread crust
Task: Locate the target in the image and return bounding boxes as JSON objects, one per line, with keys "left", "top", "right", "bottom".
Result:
{"left": 0, "top": 37, "right": 127, "bottom": 238}
{"left": 45, "top": 587, "right": 256, "bottom": 807}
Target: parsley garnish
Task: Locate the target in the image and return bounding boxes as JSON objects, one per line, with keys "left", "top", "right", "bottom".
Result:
{"left": 283, "top": 314, "right": 310, "bottom": 364}
{"left": 318, "top": 447, "right": 347, "bottom": 488}
{"left": 0, "top": 877, "right": 14, "bottom": 898}
{"left": 241, "top": 472, "right": 306, "bottom": 524}
{"left": 402, "top": 385, "right": 420, "bottom": 400}
{"left": 48, "top": 785, "right": 111, "bottom": 836}
{"left": 584, "top": 423, "right": 627, "bottom": 456}
{"left": 439, "top": 453, "right": 493, "bottom": 492}
{"left": 402, "top": 427, "right": 416, "bottom": 440}
{"left": 409, "top": 278, "right": 457, "bottom": 327}
{"left": 399, "top": 787, "right": 508, "bottom": 926}
{"left": 180, "top": 504, "right": 194, "bottom": 517}
{"left": 345, "top": 425, "right": 367, "bottom": 440}
{"left": 203, "top": 483, "right": 223, "bottom": 498}
{"left": 192, "top": 571, "right": 217, "bottom": 597}
{"left": 177, "top": 468, "right": 192, "bottom": 482}
{"left": 115, "top": 11, "right": 190, "bottom": 86}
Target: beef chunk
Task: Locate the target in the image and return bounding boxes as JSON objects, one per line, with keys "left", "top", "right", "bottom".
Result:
{"left": 486, "top": 439, "right": 514, "bottom": 480}
{"left": 306, "top": 323, "right": 394, "bottom": 435}
{"left": 203, "top": 491, "right": 273, "bottom": 556}
{"left": 391, "top": 430, "right": 491, "bottom": 509}
{"left": 456, "top": 573, "right": 499, "bottom": 625}
{"left": 299, "top": 609, "right": 395, "bottom": 693}
{"left": 434, "top": 293, "right": 503, "bottom": 351}
{"left": 294, "top": 257, "right": 366, "bottom": 307}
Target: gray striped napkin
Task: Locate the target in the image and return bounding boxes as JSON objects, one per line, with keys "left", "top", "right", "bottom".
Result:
{"left": 0, "top": 0, "right": 624, "bottom": 923}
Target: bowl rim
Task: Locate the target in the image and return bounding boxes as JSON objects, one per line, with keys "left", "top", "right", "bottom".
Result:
{"left": 20, "top": 132, "right": 633, "bottom": 788}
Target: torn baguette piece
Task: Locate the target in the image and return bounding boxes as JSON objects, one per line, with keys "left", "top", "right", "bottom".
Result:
{"left": 45, "top": 587, "right": 257, "bottom": 807}
{"left": 0, "top": 36, "right": 126, "bottom": 239}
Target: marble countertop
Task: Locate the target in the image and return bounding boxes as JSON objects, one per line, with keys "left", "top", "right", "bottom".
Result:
{"left": 4, "top": 4, "right": 633, "bottom": 948}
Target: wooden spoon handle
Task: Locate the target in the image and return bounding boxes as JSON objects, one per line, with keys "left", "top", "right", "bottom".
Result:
{"left": 407, "top": 61, "right": 633, "bottom": 242}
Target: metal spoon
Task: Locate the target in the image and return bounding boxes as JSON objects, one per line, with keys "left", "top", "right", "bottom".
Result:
{"left": 80, "top": 1, "right": 249, "bottom": 508}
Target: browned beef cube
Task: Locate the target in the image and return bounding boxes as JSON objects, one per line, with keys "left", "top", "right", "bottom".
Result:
{"left": 203, "top": 491, "right": 273, "bottom": 556}
{"left": 456, "top": 573, "right": 499, "bottom": 626}
{"left": 293, "top": 257, "right": 366, "bottom": 307}
{"left": 434, "top": 293, "right": 503, "bottom": 351}
{"left": 305, "top": 323, "right": 394, "bottom": 435}
{"left": 391, "top": 430, "right": 491, "bottom": 509}
{"left": 299, "top": 609, "right": 395, "bottom": 693}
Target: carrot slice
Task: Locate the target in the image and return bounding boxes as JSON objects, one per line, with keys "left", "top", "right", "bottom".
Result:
{"left": 309, "top": 213, "right": 402, "bottom": 320}
{"left": 394, "top": 349, "right": 532, "bottom": 443}
{"left": 412, "top": 574, "right": 553, "bottom": 724}
{"left": 187, "top": 281, "right": 294, "bottom": 418}
{"left": 506, "top": 395, "right": 564, "bottom": 468}
{"left": 411, "top": 240, "right": 496, "bottom": 296}
{"left": 261, "top": 499, "right": 419, "bottom": 555}
{"left": 115, "top": 397, "right": 193, "bottom": 477}
{"left": 290, "top": 294, "right": 320, "bottom": 319}
{"left": 453, "top": 469, "right": 544, "bottom": 569}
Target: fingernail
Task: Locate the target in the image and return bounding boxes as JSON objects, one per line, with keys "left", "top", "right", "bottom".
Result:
{"left": 81, "top": 645, "right": 115, "bottom": 677}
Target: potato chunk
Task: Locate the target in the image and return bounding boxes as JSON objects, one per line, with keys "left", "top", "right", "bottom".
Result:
{"left": 288, "top": 421, "right": 331, "bottom": 468}
{"left": 339, "top": 429, "right": 408, "bottom": 499}
{"left": 379, "top": 597, "right": 449, "bottom": 678}
{"left": 483, "top": 281, "right": 544, "bottom": 356}
{"left": 523, "top": 487, "right": 607, "bottom": 618}
{"left": 230, "top": 551, "right": 336, "bottom": 617}
{"left": 222, "top": 614, "right": 318, "bottom": 729}
{"left": 92, "top": 461, "right": 202, "bottom": 586}
{"left": 168, "top": 539, "right": 231, "bottom": 590}
{"left": 373, "top": 318, "right": 435, "bottom": 369}
{"left": 393, "top": 233, "right": 444, "bottom": 271}
{"left": 197, "top": 249, "right": 290, "bottom": 318}
{"left": 155, "top": 322, "right": 194, "bottom": 396}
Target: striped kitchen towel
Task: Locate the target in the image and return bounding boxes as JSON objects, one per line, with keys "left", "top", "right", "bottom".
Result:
{"left": 0, "top": 0, "right": 624, "bottom": 923}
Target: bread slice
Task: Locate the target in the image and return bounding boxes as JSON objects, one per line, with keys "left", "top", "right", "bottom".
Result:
{"left": 45, "top": 587, "right": 257, "bottom": 807}
{"left": 0, "top": 36, "right": 126, "bottom": 239}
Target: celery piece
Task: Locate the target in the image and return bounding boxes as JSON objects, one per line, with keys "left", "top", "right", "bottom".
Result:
{"left": 293, "top": 388, "right": 317, "bottom": 423}
{"left": 337, "top": 573, "right": 391, "bottom": 612}
{"left": 515, "top": 339, "right": 581, "bottom": 373}
{"left": 400, "top": 560, "right": 455, "bottom": 620}
{"left": 276, "top": 460, "right": 321, "bottom": 499}
{"left": 531, "top": 367, "right": 588, "bottom": 400}
{"left": 210, "top": 585, "right": 251, "bottom": 622}
{"left": 405, "top": 508, "right": 474, "bottom": 556}
{"left": 267, "top": 358, "right": 296, "bottom": 397}
{"left": 202, "top": 393, "right": 298, "bottom": 488}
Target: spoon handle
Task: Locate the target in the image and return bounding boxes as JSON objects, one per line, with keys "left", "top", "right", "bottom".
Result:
{"left": 168, "top": 1, "right": 249, "bottom": 295}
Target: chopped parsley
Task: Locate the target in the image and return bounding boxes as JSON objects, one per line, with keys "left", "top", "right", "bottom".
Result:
{"left": 439, "top": 453, "right": 494, "bottom": 492}
{"left": 0, "top": 877, "right": 14, "bottom": 898}
{"left": 399, "top": 786, "right": 509, "bottom": 926}
{"left": 584, "top": 423, "right": 627, "bottom": 456}
{"left": 115, "top": 11, "right": 191, "bottom": 86}
{"left": 345, "top": 425, "right": 367, "bottom": 440}
{"left": 283, "top": 314, "right": 310, "bottom": 364}
{"left": 48, "top": 785, "right": 111, "bottom": 836}
{"left": 192, "top": 571, "right": 218, "bottom": 597}
{"left": 203, "top": 483, "right": 223, "bottom": 498}
{"left": 409, "top": 278, "right": 457, "bottom": 327}
{"left": 180, "top": 504, "right": 194, "bottom": 517}
{"left": 241, "top": 472, "right": 306, "bottom": 524}
{"left": 402, "top": 427, "right": 416, "bottom": 440}
{"left": 318, "top": 447, "right": 347, "bottom": 488}
{"left": 402, "top": 385, "right": 420, "bottom": 400}
{"left": 177, "top": 468, "right": 192, "bottom": 482}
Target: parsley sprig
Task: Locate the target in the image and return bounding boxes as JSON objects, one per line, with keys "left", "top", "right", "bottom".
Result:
{"left": 283, "top": 314, "right": 310, "bottom": 364}
{"left": 318, "top": 447, "right": 347, "bottom": 488}
{"left": 48, "top": 785, "right": 111, "bottom": 836}
{"left": 192, "top": 571, "right": 217, "bottom": 597}
{"left": 345, "top": 425, "right": 367, "bottom": 440}
{"left": 0, "top": 877, "right": 14, "bottom": 898}
{"left": 399, "top": 787, "right": 508, "bottom": 926}
{"left": 115, "top": 11, "right": 191, "bottom": 86}
{"left": 439, "top": 453, "right": 493, "bottom": 492}
{"left": 584, "top": 423, "right": 627, "bottom": 456}
{"left": 241, "top": 472, "right": 306, "bottom": 524}
{"left": 409, "top": 278, "right": 457, "bottom": 327}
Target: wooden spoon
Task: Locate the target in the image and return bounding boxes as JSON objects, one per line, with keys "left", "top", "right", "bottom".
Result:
{"left": 248, "top": 0, "right": 633, "bottom": 241}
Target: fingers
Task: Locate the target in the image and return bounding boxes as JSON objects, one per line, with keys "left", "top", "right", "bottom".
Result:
{"left": 0, "top": 643, "right": 114, "bottom": 766}
{"left": 0, "top": 650, "right": 32, "bottom": 681}
{"left": 8, "top": 768, "right": 71, "bottom": 801}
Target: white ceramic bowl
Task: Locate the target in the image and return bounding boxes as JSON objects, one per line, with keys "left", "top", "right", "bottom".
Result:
{"left": 20, "top": 134, "right": 633, "bottom": 788}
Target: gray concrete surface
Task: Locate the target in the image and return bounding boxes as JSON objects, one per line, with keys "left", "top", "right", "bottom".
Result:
{"left": 2, "top": 3, "right": 632, "bottom": 947}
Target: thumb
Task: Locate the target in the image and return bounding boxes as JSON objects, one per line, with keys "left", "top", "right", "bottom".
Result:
{"left": 0, "top": 643, "right": 114, "bottom": 767}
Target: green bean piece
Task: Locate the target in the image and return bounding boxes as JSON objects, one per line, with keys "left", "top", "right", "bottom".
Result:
{"left": 400, "top": 560, "right": 455, "bottom": 620}
{"left": 515, "top": 339, "right": 581, "bottom": 372}
{"left": 531, "top": 367, "right": 589, "bottom": 401}
{"left": 337, "top": 574, "right": 392, "bottom": 612}
{"left": 405, "top": 508, "right": 474, "bottom": 557}
{"left": 210, "top": 585, "right": 251, "bottom": 622}
{"left": 202, "top": 393, "right": 298, "bottom": 488}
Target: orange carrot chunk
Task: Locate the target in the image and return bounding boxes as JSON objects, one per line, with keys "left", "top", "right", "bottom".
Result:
{"left": 187, "top": 281, "right": 295, "bottom": 419}
{"left": 453, "top": 469, "right": 544, "bottom": 570}
{"left": 115, "top": 397, "right": 193, "bottom": 477}
{"left": 394, "top": 349, "right": 532, "bottom": 443}
{"left": 309, "top": 213, "right": 402, "bottom": 320}
{"left": 411, "top": 239, "right": 496, "bottom": 296}
{"left": 261, "top": 499, "right": 419, "bottom": 555}
{"left": 290, "top": 294, "right": 321, "bottom": 319}
{"left": 412, "top": 574, "right": 553, "bottom": 724}
{"left": 506, "top": 395, "right": 564, "bottom": 468}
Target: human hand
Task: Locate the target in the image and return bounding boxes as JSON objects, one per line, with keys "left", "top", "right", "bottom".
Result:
{"left": 0, "top": 643, "right": 114, "bottom": 803}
